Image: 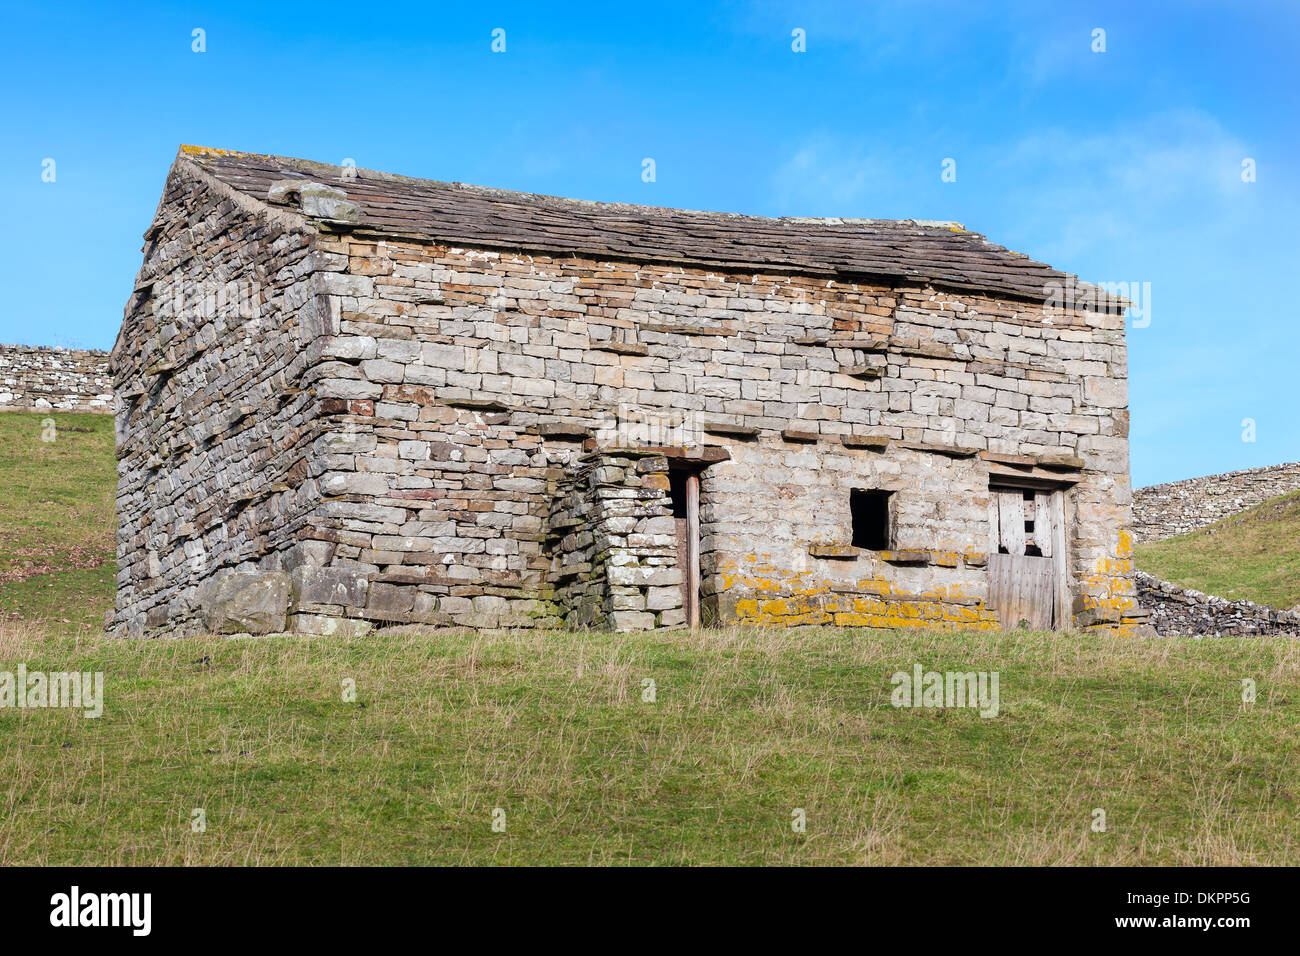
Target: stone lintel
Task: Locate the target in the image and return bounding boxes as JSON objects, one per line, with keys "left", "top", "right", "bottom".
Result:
{"left": 840, "top": 365, "right": 883, "bottom": 379}
{"left": 840, "top": 434, "right": 891, "bottom": 450}
{"left": 582, "top": 441, "right": 731, "bottom": 464}
{"left": 592, "top": 341, "right": 650, "bottom": 356}
{"left": 640, "top": 321, "right": 730, "bottom": 336}
{"left": 445, "top": 397, "right": 511, "bottom": 411}
{"left": 897, "top": 441, "right": 980, "bottom": 458}
{"left": 983, "top": 451, "right": 1084, "bottom": 485}
{"left": 824, "top": 336, "right": 889, "bottom": 350}
{"left": 701, "top": 422, "right": 759, "bottom": 439}
{"left": 809, "top": 543, "right": 861, "bottom": 558}
{"left": 535, "top": 421, "right": 591, "bottom": 441}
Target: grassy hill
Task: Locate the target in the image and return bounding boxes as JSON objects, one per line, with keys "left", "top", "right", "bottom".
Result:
{"left": 2, "top": 409, "right": 1299, "bottom": 865}
{"left": 1134, "top": 491, "right": 1300, "bottom": 610}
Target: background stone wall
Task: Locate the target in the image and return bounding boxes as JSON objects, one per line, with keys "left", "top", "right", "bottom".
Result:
{"left": 1136, "top": 571, "right": 1300, "bottom": 637}
{"left": 0, "top": 344, "right": 113, "bottom": 413}
{"left": 1132, "top": 462, "right": 1300, "bottom": 542}
{"left": 1131, "top": 463, "right": 1300, "bottom": 636}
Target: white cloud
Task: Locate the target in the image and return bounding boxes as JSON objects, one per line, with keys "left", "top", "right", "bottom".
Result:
{"left": 770, "top": 138, "right": 897, "bottom": 212}
{"left": 993, "top": 109, "right": 1261, "bottom": 260}
{"left": 769, "top": 109, "right": 1265, "bottom": 243}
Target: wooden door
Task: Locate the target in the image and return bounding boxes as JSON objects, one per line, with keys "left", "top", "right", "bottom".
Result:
{"left": 987, "top": 485, "right": 1068, "bottom": 629}
{"left": 987, "top": 553, "right": 1055, "bottom": 629}
{"left": 670, "top": 470, "right": 701, "bottom": 628}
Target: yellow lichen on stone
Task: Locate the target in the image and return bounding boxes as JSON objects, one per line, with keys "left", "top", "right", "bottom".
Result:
{"left": 180, "top": 144, "right": 257, "bottom": 160}
{"left": 717, "top": 554, "right": 1000, "bottom": 631}
{"left": 1078, "top": 531, "right": 1141, "bottom": 634}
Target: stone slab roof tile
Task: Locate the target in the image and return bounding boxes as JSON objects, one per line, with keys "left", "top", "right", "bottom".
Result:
{"left": 177, "top": 145, "right": 1119, "bottom": 305}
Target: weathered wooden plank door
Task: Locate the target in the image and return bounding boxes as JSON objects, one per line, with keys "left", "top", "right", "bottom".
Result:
{"left": 670, "top": 470, "right": 701, "bottom": 628}
{"left": 995, "top": 489, "right": 1025, "bottom": 555}
{"left": 987, "top": 553, "right": 1055, "bottom": 629}
{"left": 988, "top": 485, "right": 1066, "bottom": 629}
{"left": 685, "top": 473, "right": 700, "bottom": 627}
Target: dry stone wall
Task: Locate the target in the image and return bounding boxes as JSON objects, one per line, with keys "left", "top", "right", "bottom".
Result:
{"left": 1130, "top": 463, "right": 1300, "bottom": 637}
{"left": 1135, "top": 571, "right": 1300, "bottom": 637}
{"left": 550, "top": 450, "right": 684, "bottom": 631}
{"left": 0, "top": 345, "right": 112, "bottom": 413}
{"left": 1132, "top": 462, "right": 1300, "bottom": 542}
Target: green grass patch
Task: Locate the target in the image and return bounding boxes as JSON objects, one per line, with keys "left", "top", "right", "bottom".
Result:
{"left": 0, "top": 411, "right": 115, "bottom": 587}
{"left": 1135, "top": 491, "right": 1300, "bottom": 609}
{"left": 0, "top": 566, "right": 115, "bottom": 636}
{"left": 1, "top": 625, "right": 1296, "bottom": 865}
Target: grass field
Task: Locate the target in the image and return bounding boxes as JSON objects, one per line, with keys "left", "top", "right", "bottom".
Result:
{"left": 2, "top": 410, "right": 1298, "bottom": 865}
{"left": 3, "top": 622, "right": 1298, "bottom": 865}
{"left": 0, "top": 411, "right": 116, "bottom": 633}
{"left": 1135, "top": 491, "right": 1300, "bottom": 610}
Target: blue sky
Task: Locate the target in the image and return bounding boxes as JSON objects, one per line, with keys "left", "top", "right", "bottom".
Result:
{"left": 3, "top": 0, "right": 1296, "bottom": 486}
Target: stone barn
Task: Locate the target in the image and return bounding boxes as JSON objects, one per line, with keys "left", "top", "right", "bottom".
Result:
{"left": 108, "top": 145, "right": 1146, "bottom": 638}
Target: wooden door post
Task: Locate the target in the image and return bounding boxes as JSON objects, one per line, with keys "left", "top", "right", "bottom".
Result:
{"left": 686, "top": 472, "right": 700, "bottom": 628}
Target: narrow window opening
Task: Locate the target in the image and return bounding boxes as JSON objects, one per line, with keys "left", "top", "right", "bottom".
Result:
{"left": 850, "top": 489, "right": 892, "bottom": 550}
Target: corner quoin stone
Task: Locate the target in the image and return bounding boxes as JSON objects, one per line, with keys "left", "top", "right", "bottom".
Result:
{"left": 200, "top": 571, "right": 290, "bottom": 635}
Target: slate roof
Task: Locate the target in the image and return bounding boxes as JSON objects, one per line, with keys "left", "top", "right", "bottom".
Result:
{"left": 178, "top": 145, "right": 1112, "bottom": 304}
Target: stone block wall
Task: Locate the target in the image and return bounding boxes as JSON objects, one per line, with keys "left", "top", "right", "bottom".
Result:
{"left": 234, "top": 230, "right": 1136, "bottom": 636}
{"left": 700, "top": 441, "right": 1002, "bottom": 630}
{"left": 1132, "top": 462, "right": 1300, "bottom": 542}
{"left": 0, "top": 345, "right": 112, "bottom": 413}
